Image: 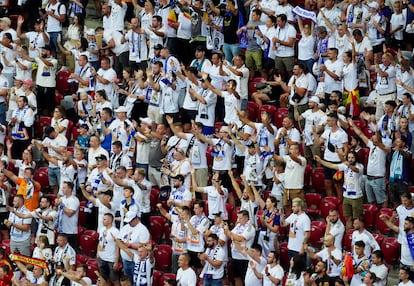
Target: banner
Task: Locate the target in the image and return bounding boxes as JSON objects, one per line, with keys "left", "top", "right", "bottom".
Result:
{"left": 9, "top": 254, "right": 50, "bottom": 275}
{"left": 292, "top": 6, "right": 317, "bottom": 23}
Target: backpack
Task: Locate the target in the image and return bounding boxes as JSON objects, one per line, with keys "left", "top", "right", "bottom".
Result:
{"left": 47, "top": 2, "right": 69, "bottom": 28}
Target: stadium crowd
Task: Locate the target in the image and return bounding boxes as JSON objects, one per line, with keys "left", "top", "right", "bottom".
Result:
{"left": 0, "top": 0, "right": 413, "bottom": 284}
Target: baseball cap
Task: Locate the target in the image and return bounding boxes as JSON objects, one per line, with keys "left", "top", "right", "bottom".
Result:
{"left": 95, "top": 154, "right": 108, "bottom": 161}
{"left": 124, "top": 211, "right": 138, "bottom": 223}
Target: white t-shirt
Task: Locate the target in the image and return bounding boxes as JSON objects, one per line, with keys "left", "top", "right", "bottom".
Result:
{"left": 274, "top": 23, "right": 296, "bottom": 57}
{"left": 255, "top": 123, "right": 277, "bottom": 152}
{"left": 288, "top": 73, "right": 309, "bottom": 105}
{"left": 366, "top": 140, "right": 388, "bottom": 177}
{"left": 203, "top": 186, "right": 228, "bottom": 220}
{"left": 118, "top": 222, "right": 150, "bottom": 261}
{"left": 375, "top": 63, "right": 396, "bottom": 95}
{"left": 53, "top": 244, "right": 76, "bottom": 269}
{"left": 326, "top": 220, "right": 345, "bottom": 250}
{"left": 222, "top": 91, "right": 241, "bottom": 124}
{"left": 176, "top": 267, "right": 197, "bottom": 286}
{"left": 283, "top": 155, "right": 306, "bottom": 189}
{"left": 97, "top": 226, "right": 120, "bottom": 262}
{"left": 298, "top": 32, "right": 315, "bottom": 61}
{"left": 8, "top": 206, "right": 31, "bottom": 241}
{"left": 321, "top": 128, "right": 348, "bottom": 162}
{"left": 276, "top": 127, "right": 301, "bottom": 156}
{"left": 200, "top": 245, "right": 225, "bottom": 279}
{"left": 108, "top": 0, "right": 127, "bottom": 32}
{"left": 195, "top": 88, "right": 217, "bottom": 128}
{"left": 370, "top": 263, "right": 388, "bottom": 286}
{"left": 57, "top": 195, "right": 79, "bottom": 234}
{"left": 286, "top": 212, "right": 311, "bottom": 252}
{"left": 245, "top": 256, "right": 267, "bottom": 285}
{"left": 351, "top": 229, "right": 380, "bottom": 258}
{"left": 42, "top": 134, "right": 68, "bottom": 167}
{"left": 46, "top": 1, "right": 65, "bottom": 32}
{"left": 301, "top": 109, "right": 326, "bottom": 146}
{"left": 103, "top": 30, "right": 129, "bottom": 56}
{"left": 315, "top": 247, "right": 342, "bottom": 277}
{"left": 396, "top": 205, "right": 414, "bottom": 244}
{"left": 343, "top": 62, "right": 358, "bottom": 91}
{"left": 95, "top": 68, "right": 117, "bottom": 102}
{"left": 230, "top": 223, "right": 256, "bottom": 260}
{"left": 224, "top": 65, "right": 249, "bottom": 100}
{"left": 390, "top": 13, "right": 405, "bottom": 40}
{"left": 185, "top": 133, "right": 208, "bottom": 169}
{"left": 211, "top": 138, "right": 233, "bottom": 171}
{"left": 338, "top": 163, "right": 364, "bottom": 199}
{"left": 95, "top": 199, "right": 115, "bottom": 232}
{"left": 177, "top": 11, "right": 192, "bottom": 40}
{"left": 262, "top": 264, "right": 284, "bottom": 286}
{"left": 324, "top": 59, "right": 344, "bottom": 93}
{"left": 186, "top": 214, "right": 210, "bottom": 252}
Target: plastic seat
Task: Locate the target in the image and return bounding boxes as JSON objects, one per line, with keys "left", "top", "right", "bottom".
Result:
{"left": 152, "top": 270, "right": 162, "bottom": 286}
{"left": 320, "top": 200, "right": 336, "bottom": 219}
{"left": 65, "top": 120, "right": 74, "bottom": 142}
{"left": 86, "top": 258, "right": 99, "bottom": 283}
{"left": 246, "top": 101, "right": 259, "bottom": 122}
{"left": 35, "top": 116, "right": 51, "bottom": 139}
{"left": 353, "top": 119, "right": 367, "bottom": 130}
{"left": 206, "top": 145, "right": 214, "bottom": 170}
{"left": 263, "top": 189, "right": 271, "bottom": 200}
{"left": 154, "top": 244, "right": 172, "bottom": 271}
{"left": 305, "top": 193, "right": 322, "bottom": 217}
{"left": 372, "top": 233, "right": 384, "bottom": 246}
{"left": 362, "top": 127, "right": 373, "bottom": 138}
{"left": 150, "top": 187, "right": 160, "bottom": 212}
{"left": 1, "top": 239, "right": 10, "bottom": 256}
{"left": 362, "top": 204, "right": 378, "bottom": 229}
{"left": 71, "top": 126, "right": 81, "bottom": 143}
{"left": 375, "top": 208, "right": 394, "bottom": 235}
{"left": 150, "top": 216, "right": 167, "bottom": 243}
{"left": 55, "top": 93, "right": 64, "bottom": 106}
{"left": 381, "top": 237, "right": 400, "bottom": 265}
{"left": 274, "top": 108, "right": 288, "bottom": 128}
{"left": 304, "top": 165, "right": 312, "bottom": 190}
{"left": 343, "top": 229, "right": 354, "bottom": 252}
{"left": 214, "top": 122, "right": 224, "bottom": 133}
{"left": 322, "top": 197, "right": 341, "bottom": 207}
{"left": 279, "top": 241, "right": 289, "bottom": 270}
{"left": 83, "top": 230, "right": 99, "bottom": 240}
{"left": 202, "top": 200, "right": 209, "bottom": 217}
{"left": 158, "top": 273, "right": 177, "bottom": 286}
{"left": 56, "top": 70, "right": 72, "bottom": 94}
{"left": 309, "top": 221, "right": 326, "bottom": 248}
{"left": 34, "top": 169, "right": 49, "bottom": 192}
{"left": 79, "top": 234, "right": 98, "bottom": 257}
{"left": 256, "top": 209, "right": 265, "bottom": 228}
{"left": 225, "top": 203, "right": 234, "bottom": 220}
{"left": 76, "top": 254, "right": 89, "bottom": 264}
{"left": 311, "top": 168, "right": 325, "bottom": 194}
{"left": 78, "top": 201, "right": 88, "bottom": 226}
{"left": 357, "top": 148, "right": 370, "bottom": 172}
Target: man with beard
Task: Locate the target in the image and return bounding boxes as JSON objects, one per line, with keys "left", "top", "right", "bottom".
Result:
{"left": 324, "top": 209, "right": 345, "bottom": 250}
{"left": 310, "top": 261, "right": 334, "bottom": 285}
{"left": 125, "top": 17, "right": 147, "bottom": 72}
{"left": 198, "top": 233, "right": 225, "bottom": 285}
{"left": 380, "top": 213, "right": 414, "bottom": 268}
{"left": 261, "top": 251, "right": 284, "bottom": 286}
{"left": 306, "top": 234, "right": 342, "bottom": 278}
{"left": 34, "top": 45, "right": 57, "bottom": 116}
{"left": 11, "top": 195, "right": 57, "bottom": 245}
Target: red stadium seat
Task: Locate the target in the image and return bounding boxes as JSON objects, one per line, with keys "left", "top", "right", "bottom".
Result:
{"left": 279, "top": 241, "right": 289, "bottom": 270}
{"left": 309, "top": 221, "right": 326, "bottom": 248}
{"left": 214, "top": 122, "right": 224, "bottom": 133}
{"left": 154, "top": 244, "right": 172, "bottom": 271}
{"left": 35, "top": 116, "right": 51, "bottom": 138}
{"left": 357, "top": 148, "right": 370, "bottom": 172}
{"left": 55, "top": 93, "right": 64, "bottom": 106}
{"left": 202, "top": 200, "right": 209, "bottom": 217}
{"left": 76, "top": 226, "right": 85, "bottom": 247}
{"left": 320, "top": 201, "right": 336, "bottom": 219}
{"left": 338, "top": 204, "right": 346, "bottom": 224}
{"left": 274, "top": 108, "right": 288, "bottom": 128}
{"left": 76, "top": 254, "right": 88, "bottom": 264}
{"left": 305, "top": 193, "right": 322, "bottom": 217}
{"left": 150, "top": 216, "right": 167, "bottom": 243}
{"left": 79, "top": 234, "right": 98, "bottom": 257}
{"left": 381, "top": 237, "right": 400, "bottom": 265}
{"left": 150, "top": 187, "right": 160, "bottom": 212}
{"left": 158, "top": 273, "right": 177, "bottom": 286}
{"left": 152, "top": 270, "right": 162, "bottom": 286}
{"left": 343, "top": 229, "right": 354, "bottom": 252}
{"left": 71, "top": 126, "right": 81, "bottom": 143}
{"left": 1, "top": 239, "right": 11, "bottom": 256}
{"left": 65, "top": 120, "right": 74, "bottom": 142}
{"left": 279, "top": 224, "right": 288, "bottom": 241}
{"left": 226, "top": 204, "right": 234, "bottom": 220}
{"left": 256, "top": 209, "right": 265, "bottom": 228}
{"left": 311, "top": 167, "right": 325, "bottom": 194}
{"left": 83, "top": 230, "right": 99, "bottom": 240}
{"left": 206, "top": 145, "right": 214, "bottom": 170}
{"left": 362, "top": 127, "right": 373, "bottom": 138}
{"left": 78, "top": 201, "right": 88, "bottom": 226}
{"left": 372, "top": 233, "right": 384, "bottom": 246}
{"left": 33, "top": 168, "right": 49, "bottom": 193}
{"left": 322, "top": 197, "right": 341, "bottom": 207}
{"left": 246, "top": 101, "right": 259, "bottom": 122}
{"left": 86, "top": 258, "right": 99, "bottom": 283}
{"left": 353, "top": 120, "right": 367, "bottom": 130}
{"left": 375, "top": 208, "right": 394, "bottom": 235}
{"left": 362, "top": 204, "right": 378, "bottom": 229}
{"left": 56, "top": 70, "right": 72, "bottom": 94}
{"left": 304, "top": 165, "right": 312, "bottom": 190}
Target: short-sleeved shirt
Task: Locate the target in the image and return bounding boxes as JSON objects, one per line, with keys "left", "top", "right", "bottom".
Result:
{"left": 285, "top": 212, "right": 311, "bottom": 252}
{"left": 16, "top": 178, "right": 40, "bottom": 211}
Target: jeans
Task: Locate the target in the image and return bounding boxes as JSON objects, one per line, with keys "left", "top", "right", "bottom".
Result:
{"left": 0, "top": 102, "right": 5, "bottom": 125}
{"left": 122, "top": 259, "right": 135, "bottom": 283}
{"left": 49, "top": 31, "right": 63, "bottom": 53}
{"left": 222, "top": 43, "right": 240, "bottom": 63}
{"left": 365, "top": 177, "right": 386, "bottom": 204}
{"left": 203, "top": 278, "right": 223, "bottom": 286}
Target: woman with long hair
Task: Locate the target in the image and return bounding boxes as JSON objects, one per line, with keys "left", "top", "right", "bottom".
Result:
{"left": 51, "top": 105, "right": 69, "bottom": 136}
{"left": 32, "top": 235, "right": 53, "bottom": 262}
{"left": 61, "top": 13, "right": 86, "bottom": 70}
{"left": 6, "top": 140, "right": 36, "bottom": 178}
{"left": 342, "top": 45, "right": 360, "bottom": 118}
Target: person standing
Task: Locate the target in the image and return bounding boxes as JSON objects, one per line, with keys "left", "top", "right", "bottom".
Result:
{"left": 4, "top": 195, "right": 31, "bottom": 256}
{"left": 45, "top": 0, "right": 66, "bottom": 57}
{"left": 198, "top": 233, "right": 226, "bottom": 286}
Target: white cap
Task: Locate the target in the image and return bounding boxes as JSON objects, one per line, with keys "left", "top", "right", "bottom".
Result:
{"left": 86, "top": 29, "right": 95, "bottom": 36}
{"left": 115, "top": 106, "right": 128, "bottom": 113}
{"left": 368, "top": 1, "right": 379, "bottom": 9}
{"left": 139, "top": 117, "right": 153, "bottom": 125}
{"left": 124, "top": 211, "right": 138, "bottom": 223}
{"left": 309, "top": 96, "right": 320, "bottom": 104}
